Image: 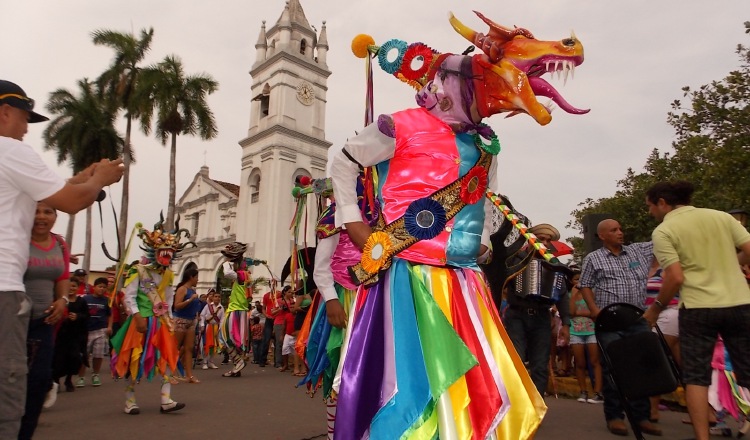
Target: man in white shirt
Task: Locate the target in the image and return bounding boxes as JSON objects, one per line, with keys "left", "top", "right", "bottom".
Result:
{"left": 0, "top": 79, "right": 123, "bottom": 437}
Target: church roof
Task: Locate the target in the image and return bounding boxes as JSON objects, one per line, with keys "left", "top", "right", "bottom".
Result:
{"left": 213, "top": 180, "right": 240, "bottom": 197}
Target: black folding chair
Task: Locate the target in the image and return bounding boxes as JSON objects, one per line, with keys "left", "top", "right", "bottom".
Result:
{"left": 595, "top": 303, "right": 681, "bottom": 440}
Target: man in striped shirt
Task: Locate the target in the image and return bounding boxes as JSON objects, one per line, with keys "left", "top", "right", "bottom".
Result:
{"left": 580, "top": 219, "right": 660, "bottom": 437}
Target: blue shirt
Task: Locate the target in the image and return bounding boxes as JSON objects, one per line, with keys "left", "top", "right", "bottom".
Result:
{"left": 579, "top": 242, "right": 653, "bottom": 309}
{"left": 173, "top": 287, "right": 202, "bottom": 319}
{"left": 83, "top": 294, "right": 110, "bottom": 331}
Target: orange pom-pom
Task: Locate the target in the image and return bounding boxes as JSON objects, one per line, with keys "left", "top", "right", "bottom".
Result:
{"left": 351, "top": 34, "right": 376, "bottom": 58}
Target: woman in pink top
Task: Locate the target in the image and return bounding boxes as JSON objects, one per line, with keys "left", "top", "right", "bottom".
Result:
{"left": 20, "top": 202, "right": 70, "bottom": 439}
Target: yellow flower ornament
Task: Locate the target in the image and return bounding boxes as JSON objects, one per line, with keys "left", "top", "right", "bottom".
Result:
{"left": 361, "top": 231, "right": 393, "bottom": 274}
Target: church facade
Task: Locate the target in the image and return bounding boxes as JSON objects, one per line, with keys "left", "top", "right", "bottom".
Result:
{"left": 175, "top": 0, "right": 331, "bottom": 297}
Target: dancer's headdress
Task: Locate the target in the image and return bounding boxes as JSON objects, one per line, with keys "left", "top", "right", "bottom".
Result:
{"left": 137, "top": 212, "right": 195, "bottom": 267}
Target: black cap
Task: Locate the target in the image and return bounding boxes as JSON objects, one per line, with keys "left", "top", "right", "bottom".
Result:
{"left": 0, "top": 80, "right": 48, "bottom": 123}
{"left": 73, "top": 269, "right": 87, "bottom": 277}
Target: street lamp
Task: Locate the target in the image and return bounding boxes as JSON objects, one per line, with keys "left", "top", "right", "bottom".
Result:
{"left": 728, "top": 209, "right": 749, "bottom": 227}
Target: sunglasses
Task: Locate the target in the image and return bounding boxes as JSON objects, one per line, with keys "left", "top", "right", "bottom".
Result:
{"left": 0, "top": 93, "right": 35, "bottom": 111}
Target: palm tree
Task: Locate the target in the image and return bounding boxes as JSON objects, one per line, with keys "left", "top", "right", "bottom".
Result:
{"left": 43, "top": 79, "right": 124, "bottom": 271}
{"left": 139, "top": 55, "right": 218, "bottom": 229}
{"left": 92, "top": 27, "right": 154, "bottom": 255}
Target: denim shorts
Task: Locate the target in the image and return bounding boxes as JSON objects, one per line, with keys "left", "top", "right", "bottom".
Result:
{"left": 569, "top": 333, "right": 596, "bottom": 345}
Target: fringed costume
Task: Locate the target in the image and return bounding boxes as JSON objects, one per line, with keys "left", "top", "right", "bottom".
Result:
{"left": 295, "top": 175, "right": 378, "bottom": 439}
{"left": 111, "top": 216, "right": 194, "bottom": 414}
{"left": 326, "top": 10, "right": 589, "bottom": 439}
{"left": 219, "top": 242, "right": 253, "bottom": 377}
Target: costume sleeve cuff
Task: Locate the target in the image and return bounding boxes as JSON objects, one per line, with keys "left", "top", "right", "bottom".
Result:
{"left": 339, "top": 204, "right": 364, "bottom": 226}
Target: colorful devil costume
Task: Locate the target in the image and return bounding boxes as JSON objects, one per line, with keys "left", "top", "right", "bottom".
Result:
{"left": 329, "top": 11, "right": 588, "bottom": 440}
{"left": 111, "top": 216, "right": 194, "bottom": 414}
{"left": 219, "top": 242, "right": 252, "bottom": 377}
{"left": 292, "top": 176, "right": 377, "bottom": 439}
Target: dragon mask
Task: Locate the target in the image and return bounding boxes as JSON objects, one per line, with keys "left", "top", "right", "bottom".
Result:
{"left": 352, "top": 10, "right": 588, "bottom": 126}
{"left": 137, "top": 213, "right": 196, "bottom": 268}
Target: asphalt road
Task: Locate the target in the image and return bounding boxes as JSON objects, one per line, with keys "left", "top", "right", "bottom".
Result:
{"left": 35, "top": 362, "right": 741, "bottom": 440}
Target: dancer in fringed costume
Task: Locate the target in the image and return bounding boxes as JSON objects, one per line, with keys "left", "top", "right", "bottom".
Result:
{"left": 293, "top": 175, "right": 378, "bottom": 439}
{"left": 219, "top": 242, "right": 263, "bottom": 377}
{"left": 328, "top": 10, "right": 589, "bottom": 439}
{"left": 199, "top": 289, "right": 223, "bottom": 369}
{"left": 111, "top": 216, "right": 194, "bottom": 415}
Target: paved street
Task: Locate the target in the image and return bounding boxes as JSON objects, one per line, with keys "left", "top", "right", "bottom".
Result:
{"left": 36, "top": 362, "right": 741, "bottom": 439}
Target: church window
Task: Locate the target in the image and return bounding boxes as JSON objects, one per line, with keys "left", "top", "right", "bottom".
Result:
{"left": 192, "top": 213, "right": 200, "bottom": 238}
{"left": 300, "top": 39, "right": 307, "bottom": 55}
{"left": 253, "top": 84, "right": 271, "bottom": 118}
{"left": 249, "top": 171, "right": 261, "bottom": 204}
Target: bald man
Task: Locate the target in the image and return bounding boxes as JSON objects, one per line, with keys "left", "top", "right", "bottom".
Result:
{"left": 579, "top": 219, "right": 660, "bottom": 437}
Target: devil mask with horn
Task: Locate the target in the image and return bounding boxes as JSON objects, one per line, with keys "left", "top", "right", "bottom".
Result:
{"left": 352, "top": 10, "right": 588, "bottom": 126}
{"left": 136, "top": 213, "right": 196, "bottom": 268}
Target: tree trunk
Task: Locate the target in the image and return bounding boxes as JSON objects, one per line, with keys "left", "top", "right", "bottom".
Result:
{"left": 83, "top": 205, "right": 92, "bottom": 272}
{"left": 118, "top": 115, "right": 133, "bottom": 257}
{"left": 65, "top": 213, "right": 76, "bottom": 246}
{"left": 165, "top": 132, "right": 177, "bottom": 231}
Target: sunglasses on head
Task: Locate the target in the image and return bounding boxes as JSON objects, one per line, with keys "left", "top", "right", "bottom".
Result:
{"left": 0, "top": 93, "right": 35, "bottom": 111}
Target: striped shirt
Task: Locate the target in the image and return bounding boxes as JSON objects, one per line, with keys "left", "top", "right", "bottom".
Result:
{"left": 579, "top": 242, "right": 654, "bottom": 309}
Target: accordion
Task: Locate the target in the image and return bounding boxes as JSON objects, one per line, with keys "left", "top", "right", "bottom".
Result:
{"left": 512, "top": 259, "right": 567, "bottom": 303}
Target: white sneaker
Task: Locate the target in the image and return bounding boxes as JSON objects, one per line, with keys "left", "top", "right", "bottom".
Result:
{"left": 208, "top": 363, "right": 218, "bottom": 369}
{"left": 202, "top": 364, "right": 208, "bottom": 370}
{"left": 124, "top": 404, "right": 140, "bottom": 415}
{"left": 43, "top": 382, "right": 59, "bottom": 409}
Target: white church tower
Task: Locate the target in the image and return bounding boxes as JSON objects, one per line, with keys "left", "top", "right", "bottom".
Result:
{"left": 236, "top": 0, "right": 332, "bottom": 279}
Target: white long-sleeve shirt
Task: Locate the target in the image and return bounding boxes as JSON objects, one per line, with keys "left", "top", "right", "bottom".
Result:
{"left": 200, "top": 302, "right": 225, "bottom": 327}
{"left": 123, "top": 267, "right": 175, "bottom": 318}
{"left": 313, "top": 233, "right": 340, "bottom": 303}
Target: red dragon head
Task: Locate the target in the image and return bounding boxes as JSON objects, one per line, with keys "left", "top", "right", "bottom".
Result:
{"left": 353, "top": 11, "right": 588, "bottom": 126}
{"left": 450, "top": 11, "right": 589, "bottom": 125}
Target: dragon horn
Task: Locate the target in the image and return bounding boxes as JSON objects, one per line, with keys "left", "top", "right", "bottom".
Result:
{"left": 449, "top": 12, "right": 478, "bottom": 45}
{"left": 155, "top": 211, "right": 165, "bottom": 231}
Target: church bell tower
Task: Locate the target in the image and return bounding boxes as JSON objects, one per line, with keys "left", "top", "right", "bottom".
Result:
{"left": 236, "top": 0, "right": 332, "bottom": 279}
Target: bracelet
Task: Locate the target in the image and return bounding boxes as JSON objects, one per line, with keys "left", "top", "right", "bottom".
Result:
{"left": 654, "top": 299, "right": 667, "bottom": 310}
{"left": 57, "top": 296, "right": 70, "bottom": 304}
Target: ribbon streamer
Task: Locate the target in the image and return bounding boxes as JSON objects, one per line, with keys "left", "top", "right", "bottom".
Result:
{"left": 485, "top": 190, "right": 556, "bottom": 263}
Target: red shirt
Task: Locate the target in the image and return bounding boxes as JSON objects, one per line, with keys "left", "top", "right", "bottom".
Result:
{"left": 76, "top": 283, "right": 93, "bottom": 297}
{"left": 262, "top": 292, "right": 278, "bottom": 320}
{"left": 109, "top": 290, "right": 126, "bottom": 324}
{"left": 251, "top": 323, "right": 263, "bottom": 341}
{"left": 284, "top": 312, "right": 295, "bottom": 336}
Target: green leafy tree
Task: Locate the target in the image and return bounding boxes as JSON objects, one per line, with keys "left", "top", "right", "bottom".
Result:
{"left": 139, "top": 55, "right": 218, "bottom": 230}
{"left": 93, "top": 27, "right": 154, "bottom": 254}
{"left": 43, "top": 79, "right": 123, "bottom": 270}
{"left": 571, "top": 23, "right": 750, "bottom": 243}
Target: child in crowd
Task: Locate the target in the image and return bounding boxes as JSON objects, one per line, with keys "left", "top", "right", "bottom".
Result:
{"left": 200, "top": 290, "right": 223, "bottom": 369}
{"left": 569, "top": 271, "right": 603, "bottom": 404}
{"left": 78, "top": 277, "right": 110, "bottom": 387}
{"left": 52, "top": 278, "right": 89, "bottom": 392}
{"left": 280, "top": 310, "right": 297, "bottom": 374}
{"left": 251, "top": 316, "right": 263, "bottom": 365}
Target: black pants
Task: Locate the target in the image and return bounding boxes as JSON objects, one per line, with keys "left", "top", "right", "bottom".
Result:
{"left": 19, "top": 318, "right": 54, "bottom": 440}
{"left": 260, "top": 318, "right": 274, "bottom": 365}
